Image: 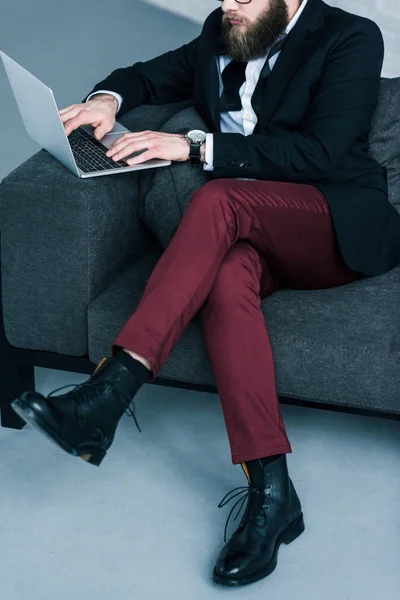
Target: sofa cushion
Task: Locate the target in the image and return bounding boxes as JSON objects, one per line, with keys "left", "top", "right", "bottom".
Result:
{"left": 87, "top": 249, "right": 400, "bottom": 415}
{"left": 368, "top": 77, "right": 400, "bottom": 208}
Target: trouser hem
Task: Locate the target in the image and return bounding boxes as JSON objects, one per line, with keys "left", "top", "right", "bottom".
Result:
{"left": 231, "top": 444, "right": 292, "bottom": 465}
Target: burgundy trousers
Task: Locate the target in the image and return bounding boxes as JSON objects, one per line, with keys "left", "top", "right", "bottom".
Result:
{"left": 111, "top": 179, "right": 365, "bottom": 465}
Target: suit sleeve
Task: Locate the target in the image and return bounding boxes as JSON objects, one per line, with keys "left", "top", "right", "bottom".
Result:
{"left": 211, "top": 20, "right": 384, "bottom": 181}
{"left": 82, "top": 37, "right": 199, "bottom": 116}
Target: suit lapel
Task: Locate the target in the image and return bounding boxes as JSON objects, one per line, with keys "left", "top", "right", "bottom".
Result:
{"left": 202, "top": 0, "right": 325, "bottom": 132}
{"left": 202, "top": 26, "right": 224, "bottom": 131}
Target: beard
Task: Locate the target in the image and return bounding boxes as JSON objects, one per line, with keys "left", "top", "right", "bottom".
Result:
{"left": 218, "top": 0, "right": 290, "bottom": 63}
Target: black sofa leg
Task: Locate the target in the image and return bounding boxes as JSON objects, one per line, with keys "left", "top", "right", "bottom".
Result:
{"left": 1, "top": 360, "right": 34, "bottom": 429}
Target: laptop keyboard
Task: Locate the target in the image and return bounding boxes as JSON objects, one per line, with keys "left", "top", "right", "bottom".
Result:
{"left": 68, "top": 127, "right": 129, "bottom": 173}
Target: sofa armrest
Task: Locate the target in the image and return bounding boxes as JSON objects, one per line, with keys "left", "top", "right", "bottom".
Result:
{"left": 0, "top": 100, "right": 192, "bottom": 355}
{"left": 0, "top": 148, "right": 154, "bottom": 354}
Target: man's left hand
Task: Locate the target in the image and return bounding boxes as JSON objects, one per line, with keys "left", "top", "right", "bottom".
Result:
{"left": 105, "top": 131, "right": 189, "bottom": 164}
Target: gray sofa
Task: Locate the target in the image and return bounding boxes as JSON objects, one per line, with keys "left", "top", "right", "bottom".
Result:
{"left": 1, "top": 78, "right": 400, "bottom": 432}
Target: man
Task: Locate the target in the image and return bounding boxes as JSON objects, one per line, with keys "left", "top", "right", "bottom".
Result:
{"left": 11, "top": 0, "right": 400, "bottom": 587}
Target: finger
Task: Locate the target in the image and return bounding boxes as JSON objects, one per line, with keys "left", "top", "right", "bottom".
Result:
{"left": 108, "top": 134, "right": 157, "bottom": 156}
{"left": 109, "top": 130, "right": 156, "bottom": 147}
{"left": 109, "top": 132, "right": 148, "bottom": 149}
{"left": 64, "top": 112, "right": 92, "bottom": 136}
{"left": 126, "top": 149, "right": 155, "bottom": 165}
{"left": 111, "top": 146, "right": 150, "bottom": 162}
{"left": 62, "top": 111, "right": 86, "bottom": 134}
{"left": 60, "top": 112, "right": 73, "bottom": 127}
{"left": 59, "top": 105, "right": 77, "bottom": 115}
{"left": 112, "top": 142, "right": 154, "bottom": 160}
{"left": 59, "top": 107, "right": 81, "bottom": 123}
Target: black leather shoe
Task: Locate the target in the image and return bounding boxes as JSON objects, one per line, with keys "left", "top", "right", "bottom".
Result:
{"left": 213, "top": 454, "right": 305, "bottom": 586}
{"left": 11, "top": 356, "right": 145, "bottom": 467}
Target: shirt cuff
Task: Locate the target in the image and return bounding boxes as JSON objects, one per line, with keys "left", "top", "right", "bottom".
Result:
{"left": 203, "top": 133, "right": 214, "bottom": 171}
{"left": 86, "top": 90, "right": 123, "bottom": 113}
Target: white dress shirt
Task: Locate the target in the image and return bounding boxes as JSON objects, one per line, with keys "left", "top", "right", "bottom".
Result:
{"left": 86, "top": 0, "right": 308, "bottom": 173}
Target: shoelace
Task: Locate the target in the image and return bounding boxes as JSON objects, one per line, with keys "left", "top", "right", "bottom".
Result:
{"left": 47, "top": 380, "right": 142, "bottom": 434}
{"left": 218, "top": 484, "right": 269, "bottom": 543}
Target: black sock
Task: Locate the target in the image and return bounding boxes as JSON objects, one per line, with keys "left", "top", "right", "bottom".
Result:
{"left": 114, "top": 349, "right": 151, "bottom": 384}
{"left": 260, "top": 454, "right": 284, "bottom": 466}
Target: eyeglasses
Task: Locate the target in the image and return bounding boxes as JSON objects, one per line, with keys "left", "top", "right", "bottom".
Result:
{"left": 217, "top": 0, "right": 252, "bottom": 4}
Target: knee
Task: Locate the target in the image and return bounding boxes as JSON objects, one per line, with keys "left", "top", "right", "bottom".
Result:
{"left": 190, "top": 179, "right": 232, "bottom": 208}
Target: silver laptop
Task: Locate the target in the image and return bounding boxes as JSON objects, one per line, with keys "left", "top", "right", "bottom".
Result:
{"left": 0, "top": 50, "right": 172, "bottom": 178}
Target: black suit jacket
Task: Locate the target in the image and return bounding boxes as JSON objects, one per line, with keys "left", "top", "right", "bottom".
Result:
{"left": 84, "top": 0, "right": 400, "bottom": 277}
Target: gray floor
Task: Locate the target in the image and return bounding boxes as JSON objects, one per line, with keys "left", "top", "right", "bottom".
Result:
{"left": 1, "top": 1, "right": 399, "bottom": 598}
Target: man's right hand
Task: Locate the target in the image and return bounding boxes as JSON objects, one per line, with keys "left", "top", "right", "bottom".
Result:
{"left": 59, "top": 95, "right": 119, "bottom": 140}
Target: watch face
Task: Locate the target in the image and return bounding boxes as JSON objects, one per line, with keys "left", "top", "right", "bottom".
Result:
{"left": 189, "top": 129, "right": 206, "bottom": 143}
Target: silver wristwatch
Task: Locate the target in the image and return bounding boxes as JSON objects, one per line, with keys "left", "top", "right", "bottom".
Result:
{"left": 184, "top": 129, "right": 207, "bottom": 165}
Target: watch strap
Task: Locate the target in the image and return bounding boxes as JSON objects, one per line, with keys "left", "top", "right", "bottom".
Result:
{"left": 189, "top": 142, "right": 202, "bottom": 164}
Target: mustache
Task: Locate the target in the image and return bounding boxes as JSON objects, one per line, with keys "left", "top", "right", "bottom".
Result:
{"left": 224, "top": 15, "right": 246, "bottom": 22}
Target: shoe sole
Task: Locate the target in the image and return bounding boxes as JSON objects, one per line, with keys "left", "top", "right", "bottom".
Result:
{"left": 213, "top": 511, "right": 305, "bottom": 587}
{"left": 11, "top": 395, "right": 107, "bottom": 467}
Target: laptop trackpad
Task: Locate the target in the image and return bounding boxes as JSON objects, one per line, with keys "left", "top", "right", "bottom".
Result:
{"left": 80, "top": 123, "right": 147, "bottom": 158}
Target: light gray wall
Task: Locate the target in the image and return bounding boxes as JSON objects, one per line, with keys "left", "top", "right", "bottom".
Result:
{"left": 141, "top": 0, "right": 399, "bottom": 77}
